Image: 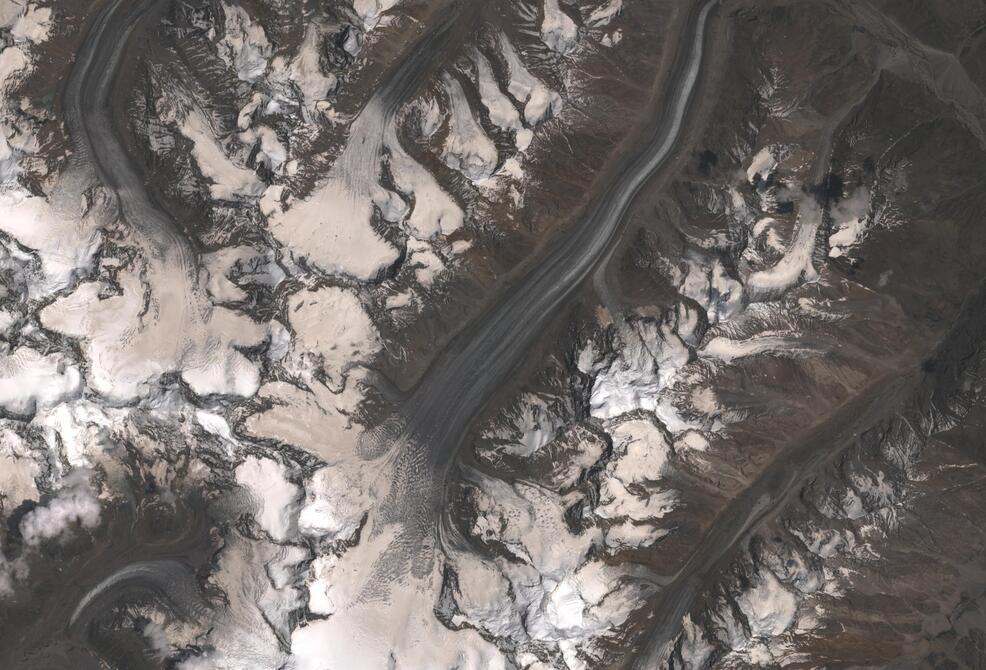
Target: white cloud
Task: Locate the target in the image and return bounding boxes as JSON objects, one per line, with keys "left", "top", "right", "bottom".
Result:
{"left": 0, "top": 554, "right": 26, "bottom": 597}
{"left": 19, "top": 472, "right": 102, "bottom": 546}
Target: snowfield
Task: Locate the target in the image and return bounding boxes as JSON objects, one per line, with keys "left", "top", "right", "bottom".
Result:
{"left": 0, "top": 347, "right": 82, "bottom": 418}
{"left": 286, "top": 285, "right": 382, "bottom": 389}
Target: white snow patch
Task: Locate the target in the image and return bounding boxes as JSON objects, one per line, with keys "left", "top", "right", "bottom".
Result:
{"left": 291, "top": 553, "right": 507, "bottom": 670}
{"left": 527, "top": 559, "right": 646, "bottom": 647}
{"left": 201, "top": 245, "right": 284, "bottom": 305}
{"left": 288, "top": 25, "right": 338, "bottom": 120}
{"left": 352, "top": 0, "right": 400, "bottom": 31}
{"left": 541, "top": 0, "right": 578, "bottom": 54}
{"left": 297, "top": 466, "right": 367, "bottom": 542}
{"left": 579, "top": 318, "right": 690, "bottom": 420}
{"left": 828, "top": 186, "right": 871, "bottom": 258}
{"left": 0, "top": 1, "right": 20, "bottom": 28}
{"left": 287, "top": 286, "right": 381, "bottom": 389}
{"left": 407, "top": 238, "right": 446, "bottom": 287}
{"left": 235, "top": 456, "right": 301, "bottom": 542}
{"left": 676, "top": 430, "right": 709, "bottom": 452}
{"left": 5, "top": 3, "right": 51, "bottom": 44}
{"left": 603, "top": 521, "right": 670, "bottom": 550}
{"left": 245, "top": 375, "right": 367, "bottom": 464}
{"left": 181, "top": 109, "right": 265, "bottom": 200}
{"left": 0, "top": 191, "right": 103, "bottom": 294}
{"left": 701, "top": 331, "right": 816, "bottom": 362}
{"left": 267, "top": 101, "right": 399, "bottom": 280}
{"left": 587, "top": 0, "right": 623, "bottom": 28}
{"left": 196, "top": 410, "right": 237, "bottom": 444}
{"left": 677, "top": 614, "right": 715, "bottom": 669}
{"left": 595, "top": 478, "right": 677, "bottom": 522}
{"left": 606, "top": 416, "right": 673, "bottom": 484}
{"left": 471, "top": 477, "right": 600, "bottom": 579}
{"left": 372, "top": 185, "right": 408, "bottom": 223}
{"left": 268, "top": 174, "right": 398, "bottom": 279}
{"left": 746, "top": 197, "right": 821, "bottom": 299}
{"left": 500, "top": 34, "right": 563, "bottom": 125}
{"left": 752, "top": 217, "right": 786, "bottom": 252}
{"left": 0, "top": 309, "right": 15, "bottom": 334}
{"left": 200, "top": 535, "right": 304, "bottom": 668}
{"left": 0, "top": 428, "right": 41, "bottom": 512}
{"left": 385, "top": 119, "right": 464, "bottom": 238}
{"left": 236, "top": 92, "right": 264, "bottom": 130}
{"left": 36, "top": 399, "right": 114, "bottom": 468}
{"left": 418, "top": 96, "right": 443, "bottom": 138}
{"left": 305, "top": 554, "right": 341, "bottom": 616}
{"left": 746, "top": 146, "right": 778, "bottom": 184}
{"left": 675, "top": 257, "right": 744, "bottom": 324}
{"left": 484, "top": 392, "right": 567, "bottom": 457}
{"left": 0, "top": 45, "right": 29, "bottom": 98}
{"left": 217, "top": 3, "right": 271, "bottom": 83}
{"left": 473, "top": 50, "right": 532, "bottom": 151}
{"left": 450, "top": 554, "right": 527, "bottom": 640}
{"left": 0, "top": 554, "right": 25, "bottom": 597}
{"left": 240, "top": 125, "right": 288, "bottom": 174}
{"left": 41, "top": 262, "right": 269, "bottom": 402}
{"left": 600, "top": 29, "right": 622, "bottom": 47}
{"left": 452, "top": 472, "right": 657, "bottom": 662}
{"left": 442, "top": 73, "right": 499, "bottom": 181}
{"left": 737, "top": 571, "right": 798, "bottom": 638}
{"left": 385, "top": 290, "right": 413, "bottom": 310}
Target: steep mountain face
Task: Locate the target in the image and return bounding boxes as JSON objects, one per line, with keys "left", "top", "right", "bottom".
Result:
{"left": 1, "top": 0, "right": 985, "bottom": 668}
